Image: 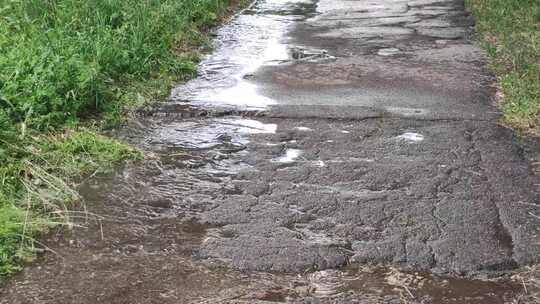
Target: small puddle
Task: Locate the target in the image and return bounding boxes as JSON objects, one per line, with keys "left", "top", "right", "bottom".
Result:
{"left": 150, "top": 117, "right": 277, "bottom": 150}
{"left": 397, "top": 132, "right": 424, "bottom": 142}
{"left": 220, "top": 118, "right": 278, "bottom": 134}
{"left": 272, "top": 148, "right": 302, "bottom": 163}
{"left": 338, "top": 266, "right": 522, "bottom": 304}
{"left": 312, "top": 160, "right": 325, "bottom": 167}
{"left": 378, "top": 47, "right": 401, "bottom": 56}
{"left": 188, "top": 265, "right": 523, "bottom": 303}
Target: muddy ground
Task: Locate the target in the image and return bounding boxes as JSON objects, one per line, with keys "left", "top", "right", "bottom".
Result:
{"left": 1, "top": 0, "right": 540, "bottom": 303}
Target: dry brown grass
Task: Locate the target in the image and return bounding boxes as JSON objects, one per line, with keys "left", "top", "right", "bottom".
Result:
{"left": 511, "top": 266, "right": 540, "bottom": 303}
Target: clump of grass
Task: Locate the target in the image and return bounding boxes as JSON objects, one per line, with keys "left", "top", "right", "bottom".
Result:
{"left": 0, "top": 128, "right": 141, "bottom": 277}
{"left": 0, "top": 0, "right": 232, "bottom": 129}
{"left": 466, "top": 0, "right": 540, "bottom": 135}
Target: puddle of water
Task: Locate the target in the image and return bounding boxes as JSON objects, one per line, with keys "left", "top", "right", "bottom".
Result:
{"left": 190, "top": 79, "right": 276, "bottom": 108}
{"left": 272, "top": 148, "right": 302, "bottom": 163}
{"left": 308, "top": 269, "right": 347, "bottom": 297}
{"left": 295, "top": 126, "right": 312, "bottom": 131}
{"left": 342, "top": 267, "right": 521, "bottom": 304}
{"left": 386, "top": 106, "right": 429, "bottom": 116}
{"left": 294, "top": 266, "right": 523, "bottom": 303}
{"left": 397, "top": 132, "right": 424, "bottom": 142}
{"left": 207, "top": 266, "right": 522, "bottom": 303}
{"left": 220, "top": 118, "right": 278, "bottom": 134}
{"left": 378, "top": 47, "right": 401, "bottom": 56}
{"left": 312, "top": 160, "right": 325, "bottom": 167}
{"left": 152, "top": 117, "right": 276, "bottom": 150}
{"left": 169, "top": 0, "right": 315, "bottom": 110}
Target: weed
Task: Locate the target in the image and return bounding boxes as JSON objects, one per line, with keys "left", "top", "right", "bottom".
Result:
{"left": 466, "top": 0, "right": 540, "bottom": 135}
{"left": 0, "top": 0, "right": 230, "bottom": 129}
{"left": 0, "top": 129, "right": 141, "bottom": 277}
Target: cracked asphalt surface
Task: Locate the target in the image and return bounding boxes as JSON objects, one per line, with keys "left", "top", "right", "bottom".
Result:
{"left": 1, "top": 0, "right": 539, "bottom": 303}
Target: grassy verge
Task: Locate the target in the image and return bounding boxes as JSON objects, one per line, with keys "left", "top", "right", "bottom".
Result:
{"left": 0, "top": 129, "right": 141, "bottom": 276}
{"left": 0, "top": 0, "right": 240, "bottom": 278}
{"left": 466, "top": 0, "right": 540, "bottom": 135}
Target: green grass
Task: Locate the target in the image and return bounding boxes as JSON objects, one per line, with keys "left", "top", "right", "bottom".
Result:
{"left": 0, "top": 0, "right": 234, "bottom": 128}
{"left": 466, "top": 0, "right": 540, "bottom": 135}
{"left": 0, "top": 129, "right": 141, "bottom": 276}
{"left": 0, "top": 0, "right": 239, "bottom": 278}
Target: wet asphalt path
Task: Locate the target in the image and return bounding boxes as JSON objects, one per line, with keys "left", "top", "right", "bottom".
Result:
{"left": 2, "top": 0, "right": 540, "bottom": 303}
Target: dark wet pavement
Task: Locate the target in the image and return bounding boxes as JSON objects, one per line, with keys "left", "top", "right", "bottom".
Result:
{"left": 2, "top": 0, "right": 540, "bottom": 303}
